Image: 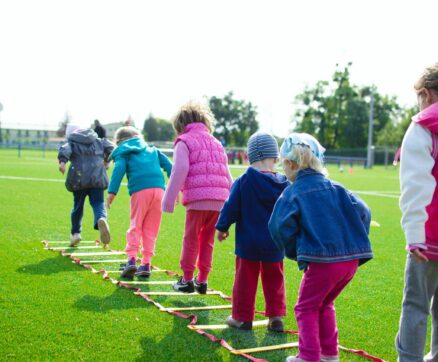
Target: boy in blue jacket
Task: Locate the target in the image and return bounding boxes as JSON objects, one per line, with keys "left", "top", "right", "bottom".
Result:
{"left": 268, "top": 133, "right": 372, "bottom": 362}
{"left": 216, "top": 132, "right": 289, "bottom": 332}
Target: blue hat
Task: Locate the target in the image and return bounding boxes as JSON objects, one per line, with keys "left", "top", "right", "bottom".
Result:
{"left": 247, "top": 132, "right": 279, "bottom": 164}
{"left": 280, "top": 133, "right": 325, "bottom": 162}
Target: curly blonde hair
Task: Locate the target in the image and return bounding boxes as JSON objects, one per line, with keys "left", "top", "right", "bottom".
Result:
{"left": 114, "top": 126, "right": 142, "bottom": 145}
{"left": 172, "top": 100, "right": 214, "bottom": 135}
{"left": 414, "top": 62, "right": 438, "bottom": 93}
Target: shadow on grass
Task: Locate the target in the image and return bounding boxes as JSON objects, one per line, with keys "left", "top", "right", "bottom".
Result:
{"left": 73, "top": 288, "right": 147, "bottom": 313}
{"left": 16, "top": 255, "right": 78, "bottom": 275}
{"left": 135, "top": 315, "right": 222, "bottom": 362}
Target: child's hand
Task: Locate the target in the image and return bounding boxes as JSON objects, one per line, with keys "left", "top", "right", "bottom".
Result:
{"left": 59, "top": 162, "right": 66, "bottom": 174}
{"left": 412, "top": 249, "right": 429, "bottom": 263}
{"left": 107, "top": 193, "right": 116, "bottom": 209}
{"left": 216, "top": 230, "right": 229, "bottom": 242}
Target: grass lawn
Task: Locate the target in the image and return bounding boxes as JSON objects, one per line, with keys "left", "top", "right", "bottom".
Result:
{"left": 0, "top": 148, "right": 414, "bottom": 361}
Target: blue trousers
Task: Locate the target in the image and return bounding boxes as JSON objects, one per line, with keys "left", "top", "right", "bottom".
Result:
{"left": 71, "top": 188, "right": 106, "bottom": 234}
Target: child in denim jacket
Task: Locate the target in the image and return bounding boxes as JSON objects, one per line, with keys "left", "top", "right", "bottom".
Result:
{"left": 268, "top": 133, "right": 372, "bottom": 362}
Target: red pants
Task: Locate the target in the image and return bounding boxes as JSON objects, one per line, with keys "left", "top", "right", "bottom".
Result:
{"left": 180, "top": 210, "right": 219, "bottom": 282}
{"left": 232, "top": 256, "right": 286, "bottom": 322}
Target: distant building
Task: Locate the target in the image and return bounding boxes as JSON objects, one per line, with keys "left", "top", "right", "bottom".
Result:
{"left": 1, "top": 127, "right": 57, "bottom": 145}
{"left": 103, "top": 122, "right": 124, "bottom": 139}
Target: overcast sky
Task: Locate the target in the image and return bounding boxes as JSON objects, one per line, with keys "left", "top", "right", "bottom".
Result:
{"left": 0, "top": 0, "right": 437, "bottom": 136}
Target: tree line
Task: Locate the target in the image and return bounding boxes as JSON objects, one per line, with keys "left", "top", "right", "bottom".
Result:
{"left": 57, "top": 63, "right": 415, "bottom": 149}
{"left": 144, "top": 64, "right": 415, "bottom": 149}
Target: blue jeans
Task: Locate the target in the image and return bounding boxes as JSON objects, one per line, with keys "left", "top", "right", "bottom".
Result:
{"left": 71, "top": 188, "right": 106, "bottom": 234}
{"left": 396, "top": 254, "right": 438, "bottom": 362}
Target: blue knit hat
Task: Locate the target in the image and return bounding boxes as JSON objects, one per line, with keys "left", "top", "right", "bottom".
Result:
{"left": 247, "top": 132, "right": 279, "bottom": 164}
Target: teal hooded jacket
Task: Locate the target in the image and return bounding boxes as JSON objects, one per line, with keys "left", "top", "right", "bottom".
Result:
{"left": 108, "top": 137, "right": 172, "bottom": 196}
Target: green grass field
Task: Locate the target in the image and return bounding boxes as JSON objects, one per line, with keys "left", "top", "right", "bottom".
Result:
{"left": 0, "top": 148, "right": 413, "bottom": 361}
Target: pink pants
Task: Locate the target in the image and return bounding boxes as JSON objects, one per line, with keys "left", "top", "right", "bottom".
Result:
{"left": 232, "top": 256, "right": 286, "bottom": 322}
{"left": 295, "top": 260, "right": 358, "bottom": 362}
{"left": 180, "top": 210, "right": 219, "bottom": 282}
{"left": 125, "top": 188, "right": 164, "bottom": 264}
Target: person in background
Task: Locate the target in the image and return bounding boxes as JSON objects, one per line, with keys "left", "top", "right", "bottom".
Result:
{"left": 93, "top": 119, "right": 107, "bottom": 139}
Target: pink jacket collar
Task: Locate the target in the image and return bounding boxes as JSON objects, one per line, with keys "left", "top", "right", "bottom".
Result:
{"left": 174, "top": 123, "right": 209, "bottom": 145}
{"left": 413, "top": 102, "right": 438, "bottom": 134}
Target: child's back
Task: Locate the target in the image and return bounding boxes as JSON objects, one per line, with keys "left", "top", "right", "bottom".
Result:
{"left": 217, "top": 166, "right": 289, "bottom": 261}
{"left": 216, "top": 132, "right": 288, "bottom": 332}
{"left": 107, "top": 126, "right": 172, "bottom": 279}
{"left": 58, "top": 127, "right": 114, "bottom": 246}
{"left": 270, "top": 168, "right": 372, "bottom": 269}
{"left": 59, "top": 128, "right": 113, "bottom": 192}
{"left": 108, "top": 136, "right": 172, "bottom": 196}
{"left": 269, "top": 133, "right": 372, "bottom": 362}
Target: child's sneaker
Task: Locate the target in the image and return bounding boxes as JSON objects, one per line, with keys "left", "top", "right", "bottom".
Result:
{"left": 70, "top": 233, "right": 82, "bottom": 247}
{"left": 97, "top": 218, "right": 110, "bottom": 244}
{"left": 321, "top": 355, "right": 339, "bottom": 362}
{"left": 225, "top": 316, "right": 253, "bottom": 330}
{"left": 194, "top": 277, "right": 207, "bottom": 294}
{"left": 135, "top": 263, "right": 151, "bottom": 278}
{"left": 121, "top": 258, "right": 137, "bottom": 278}
{"left": 285, "top": 356, "right": 311, "bottom": 362}
{"left": 173, "top": 277, "right": 194, "bottom": 293}
{"left": 267, "top": 316, "right": 284, "bottom": 332}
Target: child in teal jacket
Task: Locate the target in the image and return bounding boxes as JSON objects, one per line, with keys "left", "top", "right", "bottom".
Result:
{"left": 107, "top": 126, "right": 172, "bottom": 278}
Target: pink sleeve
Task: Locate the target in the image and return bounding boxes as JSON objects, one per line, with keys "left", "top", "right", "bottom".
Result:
{"left": 407, "top": 243, "right": 427, "bottom": 252}
{"left": 162, "top": 142, "right": 190, "bottom": 213}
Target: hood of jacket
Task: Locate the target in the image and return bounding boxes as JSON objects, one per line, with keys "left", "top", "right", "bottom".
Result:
{"left": 244, "top": 166, "right": 290, "bottom": 207}
{"left": 413, "top": 101, "right": 438, "bottom": 134}
{"left": 68, "top": 129, "right": 98, "bottom": 145}
{"left": 110, "top": 137, "right": 148, "bottom": 159}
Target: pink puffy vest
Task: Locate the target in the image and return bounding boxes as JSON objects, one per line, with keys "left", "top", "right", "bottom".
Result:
{"left": 414, "top": 102, "right": 438, "bottom": 259}
{"left": 175, "top": 123, "right": 231, "bottom": 205}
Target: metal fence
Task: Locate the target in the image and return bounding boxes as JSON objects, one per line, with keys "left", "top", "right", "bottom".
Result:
{"left": 0, "top": 142, "right": 400, "bottom": 167}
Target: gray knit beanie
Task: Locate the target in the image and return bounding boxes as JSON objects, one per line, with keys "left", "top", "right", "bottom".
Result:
{"left": 247, "top": 132, "right": 279, "bottom": 164}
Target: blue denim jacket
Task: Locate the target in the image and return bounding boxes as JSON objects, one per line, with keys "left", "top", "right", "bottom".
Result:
{"left": 268, "top": 169, "right": 373, "bottom": 270}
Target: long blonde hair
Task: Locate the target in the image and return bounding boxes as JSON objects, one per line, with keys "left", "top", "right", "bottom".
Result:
{"left": 172, "top": 100, "right": 214, "bottom": 135}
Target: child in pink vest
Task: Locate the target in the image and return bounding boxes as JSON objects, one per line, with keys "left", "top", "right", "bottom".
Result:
{"left": 396, "top": 63, "right": 438, "bottom": 362}
{"left": 162, "top": 101, "right": 233, "bottom": 294}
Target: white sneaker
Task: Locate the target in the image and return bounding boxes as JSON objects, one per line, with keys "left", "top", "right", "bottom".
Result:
{"left": 321, "top": 355, "right": 339, "bottom": 362}
{"left": 285, "top": 357, "right": 311, "bottom": 362}
{"left": 70, "top": 233, "right": 82, "bottom": 246}
{"left": 97, "top": 218, "right": 110, "bottom": 244}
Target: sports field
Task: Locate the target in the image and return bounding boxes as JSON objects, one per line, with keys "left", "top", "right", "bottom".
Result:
{"left": 0, "top": 149, "right": 410, "bottom": 361}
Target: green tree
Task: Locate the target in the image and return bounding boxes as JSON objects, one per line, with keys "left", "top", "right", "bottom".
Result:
{"left": 143, "top": 114, "right": 159, "bottom": 141}
{"left": 377, "top": 106, "right": 417, "bottom": 147}
{"left": 293, "top": 63, "right": 403, "bottom": 149}
{"left": 209, "top": 91, "right": 259, "bottom": 146}
{"left": 156, "top": 118, "right": 175, "bottom": 141}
